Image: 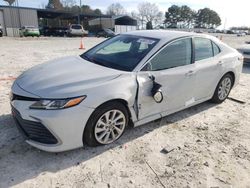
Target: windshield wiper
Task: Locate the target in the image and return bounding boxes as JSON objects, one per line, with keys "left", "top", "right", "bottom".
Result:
{"left": 81, "top": 54, "right": 107, "bottom": 67}
{"left": 81, "top": 54, "right": 92, "bottom": 62}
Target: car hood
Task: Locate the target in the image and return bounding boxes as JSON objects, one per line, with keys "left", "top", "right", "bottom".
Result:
{"left": 15, "top": 56, "right": 123, "bottom": 98}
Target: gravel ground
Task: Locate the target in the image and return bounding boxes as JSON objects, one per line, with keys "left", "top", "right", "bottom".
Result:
{"left": 0, "top": 34, "right": 250, "bottom": 188}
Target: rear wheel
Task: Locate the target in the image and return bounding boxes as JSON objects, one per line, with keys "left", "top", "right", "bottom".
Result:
{"left": 211, "top": 74, "right": 233, "bottom": 103}
{"left": 83, "top": 101, "right": 129, "bottom": 146}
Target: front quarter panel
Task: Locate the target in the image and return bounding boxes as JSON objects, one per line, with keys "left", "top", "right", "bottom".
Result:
{"left": 80, "top": 73, "right": 138, "bottom": 114}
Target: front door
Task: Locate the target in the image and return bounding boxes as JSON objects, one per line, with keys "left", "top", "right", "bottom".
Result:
{"left": 137, "top": 37, "right": 196, "bottom": 120}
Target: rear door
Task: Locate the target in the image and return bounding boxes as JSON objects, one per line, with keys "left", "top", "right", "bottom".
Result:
{"left": 137, "top": 37, "right": 196, "bottom": 120}
{"left": 193, "top": 37, "right": 223, "bottom": 100}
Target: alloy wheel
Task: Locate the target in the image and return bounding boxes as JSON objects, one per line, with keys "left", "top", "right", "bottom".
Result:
{"left": 94, "top": 110, "right": 126, "bottom": 144}
{"left": 218, "top": 77, "right": 232, "bottom": 100}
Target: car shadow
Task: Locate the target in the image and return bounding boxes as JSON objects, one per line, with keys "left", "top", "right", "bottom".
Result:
{"left": 242, "top": 63, "right": 250, "bottom": 74}
{"left": 0, "top": 101, "right": 217, "bottom": 187}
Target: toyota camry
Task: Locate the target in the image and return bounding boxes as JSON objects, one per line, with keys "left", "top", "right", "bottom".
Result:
{"left": 11, "top": 30, "right": 243, "bottom": 152}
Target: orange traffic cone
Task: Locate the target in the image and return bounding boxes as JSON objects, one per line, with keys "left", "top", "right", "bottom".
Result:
{"left": 79, "top": 38, "right": 85, "bottom": 50}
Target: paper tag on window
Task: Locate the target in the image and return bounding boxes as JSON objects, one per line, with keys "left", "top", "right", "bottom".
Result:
{"left": 137, "top": 39, "right": 156, "bottom": 45}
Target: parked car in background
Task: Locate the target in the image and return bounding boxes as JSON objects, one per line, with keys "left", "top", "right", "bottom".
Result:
{"left": 40, "top": 27, "right": 68, "bottom": 37}
{"left": 20, "top": 26, "right": 40, "bottom": 37}
{"left": 96, "top": 28, "right": 116, "bottom": 38}
{"left": 237, "top": 44, "right": 250, "bottom": 63}
{"left": 226, "top": 30, "right": 235, "bottom": 34}
{"left": 237, "top": 32, "right": 246, "bottom": 37}
{"left": 67, "top": 24, "right": 88, "bottom": 37}
{"left": 11, "top": 30, "right": 243, "bottom": 152}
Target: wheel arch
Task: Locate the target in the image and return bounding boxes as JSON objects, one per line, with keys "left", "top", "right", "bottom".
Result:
{"left": 95, "top": 98, "right": 132, "bottom": 120}
{"left": 82, "top": 98, "right": 135, "bottom": 144}
{"left": 226, "top": 71, "right": 235, "bottom": 87}
{"left": 211, "top": 71, "right": 236, "bottom": 100}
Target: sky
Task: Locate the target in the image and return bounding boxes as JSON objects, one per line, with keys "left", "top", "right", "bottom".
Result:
{"left": 0, "top": 0, "right": 249, "bottom": 29}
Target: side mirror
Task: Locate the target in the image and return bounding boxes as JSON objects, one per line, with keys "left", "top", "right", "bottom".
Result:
{"left": 153, "top": 90, "right": 163, "bottom": 103}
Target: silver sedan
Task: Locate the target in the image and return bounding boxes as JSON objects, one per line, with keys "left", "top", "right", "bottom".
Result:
{"left": 11, "top": 30, "right": 243, "bottom": 152}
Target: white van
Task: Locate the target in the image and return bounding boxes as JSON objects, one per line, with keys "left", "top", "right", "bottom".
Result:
{"left": 67, "top": 24, "right": 88, "bottom": 37}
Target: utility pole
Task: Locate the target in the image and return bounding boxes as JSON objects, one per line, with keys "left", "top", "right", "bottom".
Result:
{"left": 78, "top": 0, "right": 82, "bottom": 24}
{"left": 223, "top": 18, "right": 227, "bottom": 33}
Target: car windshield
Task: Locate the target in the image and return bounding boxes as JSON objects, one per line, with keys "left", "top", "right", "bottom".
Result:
{"left": 80, "top": 35, "right": 159, "bottom": 71}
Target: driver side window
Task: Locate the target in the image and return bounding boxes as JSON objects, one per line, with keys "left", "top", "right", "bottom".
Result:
{"left": 147, "top": 38, "right": 192, "bottom": 71}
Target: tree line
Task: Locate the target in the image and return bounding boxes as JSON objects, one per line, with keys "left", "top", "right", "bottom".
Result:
{"left": 46, "top": 0, "right": 221, "bottom": 29}
{"left": 46, "top": 0, "right": 102, "bottom": 15}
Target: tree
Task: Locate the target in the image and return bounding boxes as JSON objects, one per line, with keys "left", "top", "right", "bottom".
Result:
{"left": 3, "top": 0, "right": 15, "bottom": 5}
{"left": 195, "top": 8, "right": 221, "bottom": 28}
{"left": 179, "top": 5, "right": 195, "bottom": 27}
{"left": 146, "top": 21, "right": 153, "bottom": 29}
{"left": 61, "top": 0, "right": 76, "bottom": 8}
{"left": 60, "top": 1, "right": 102, "bottom": 15}
{"left": 46, "top": 0, "right": 63, "bottom": 10}
{"left": 137, "top": 2, "right": 163, "bottom": 29}
{"left": 165, "top": 5, "right": 195, "bottom": 28}
{"left": 164, "top": 5, "right": 181, "bottom": 28}
{"left": 164, "top": 5, "right": 220, "bottom": 29}
{"left": 106, "top": 3, "right": 126, "bottom": 16}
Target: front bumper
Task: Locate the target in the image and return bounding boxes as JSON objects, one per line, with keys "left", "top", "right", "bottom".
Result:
{"left": 11, "top": 98, "right": 95, "bottom": 152}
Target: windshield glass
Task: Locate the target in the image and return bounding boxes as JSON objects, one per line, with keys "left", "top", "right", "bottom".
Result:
{"left": 71, "top": 25, "right": 82, "bottom": 29}
{"left": 80, "top": 35, "right": 159, "bottom": 71}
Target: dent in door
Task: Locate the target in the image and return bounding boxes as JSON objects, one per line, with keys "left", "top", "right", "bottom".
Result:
{"left": 136, "top": 73, "right": 163, "bottom": 120}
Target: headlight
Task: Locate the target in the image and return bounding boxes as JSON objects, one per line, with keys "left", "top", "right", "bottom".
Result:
{"left": 30, "top": 96, "right": 86, "bottom": 110}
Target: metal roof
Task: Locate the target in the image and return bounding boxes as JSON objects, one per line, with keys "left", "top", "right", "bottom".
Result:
{"left": 0, "top": 5, "right": 111, "bottom": 19}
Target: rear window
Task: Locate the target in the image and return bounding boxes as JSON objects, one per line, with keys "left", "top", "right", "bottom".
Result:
{"left": 212, "top": 42, "right": 221, "bottom": 56}
{"left": 194, "top": 38, "right": 213, "bottom": 61}
{"left": 71, "top": 25, "right": 82, "bottom": 29}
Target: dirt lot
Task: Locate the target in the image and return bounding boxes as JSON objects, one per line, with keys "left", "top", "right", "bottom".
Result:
{"left": 0, "top": 34, "right": 250, "bottom": 188}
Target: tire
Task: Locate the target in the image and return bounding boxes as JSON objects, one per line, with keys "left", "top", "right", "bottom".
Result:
{"left": 83, "top": 101, "right": 129, "bottom": 147}
{"left": 211, "top": 74, "right": 233, "bottom": 103}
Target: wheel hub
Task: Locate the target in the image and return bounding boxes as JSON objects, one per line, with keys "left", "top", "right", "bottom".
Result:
{"left": 94, "top": 109, "right": 126, "bottom": 144}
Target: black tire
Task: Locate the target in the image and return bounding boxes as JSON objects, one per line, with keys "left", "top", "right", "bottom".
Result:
{"left": 83, "top": 101, "right": 129, "bottom": 147}
{"left": 211, "top": 74, "right": 233, "bottom": 103}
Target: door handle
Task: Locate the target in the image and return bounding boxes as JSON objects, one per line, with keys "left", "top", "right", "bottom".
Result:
{"left": 185, "top": 70, "right": 195, "bottom": 77}
{"left": 218, "top": 61, "right": 223, "bottom": 65}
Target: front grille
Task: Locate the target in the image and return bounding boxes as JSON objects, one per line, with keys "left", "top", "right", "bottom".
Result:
{"left": 11, "top": 93, "right": 39, "bottom": 101}
{"left": 11, "top": 106, "right": 58, "bottom": 145}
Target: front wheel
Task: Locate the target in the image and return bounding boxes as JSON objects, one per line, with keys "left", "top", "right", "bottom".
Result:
{"left": 211, "top": 74, "right": 233, "bottom": 103}
{"left": 83, "top": 101, "right": 129, "bottom": 146}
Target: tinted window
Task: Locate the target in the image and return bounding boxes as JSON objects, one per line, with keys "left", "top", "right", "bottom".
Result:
{"left": 81, "top": 35, "right": 159, "bottom": 71}
{"left": 212, "top": 42, "right": 220, "bottom": 56}
{"left": 71, "top": 25, "right": 82, "bottom": 29}
{"left": 149, "top": 38, "right": 192, "bottom": 71}
{"left": 194, "top": 38, "right": 213, "bottom": 61}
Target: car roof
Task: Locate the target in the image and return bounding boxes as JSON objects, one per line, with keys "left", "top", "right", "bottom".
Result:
{"left": 124, "top": 30, "right": 206, "bottom": 41}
